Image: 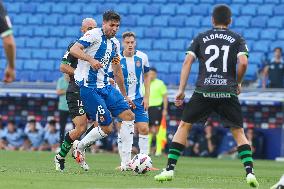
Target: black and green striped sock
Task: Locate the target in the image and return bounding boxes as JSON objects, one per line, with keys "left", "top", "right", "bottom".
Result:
{"left": 58, "top": 133, "right": 74, "bottom": 158}
{"left": 166, "top": 142, "right": 185, "bottom": 171}
{"left": 238, "top": 144, "right": 254, "bottom": 175}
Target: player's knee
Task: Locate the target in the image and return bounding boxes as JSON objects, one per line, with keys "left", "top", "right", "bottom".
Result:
{"left": 125, "top": 111, "right": 135, "bottom": 120}
{"left": 138, "top": 125, "right": 149, "bottom": 135}
{"left": 101, "top": 125, "right": 112, "bottom": 135}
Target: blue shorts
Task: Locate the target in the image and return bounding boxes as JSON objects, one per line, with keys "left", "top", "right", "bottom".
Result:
{"left": 118, "top": 98, "right": 149, "bottom": 123}
{"left": 80, "top": 85, "right": 130, "bottom": 126}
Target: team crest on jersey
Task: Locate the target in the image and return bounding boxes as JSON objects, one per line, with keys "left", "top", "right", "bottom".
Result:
{"left": 136, "top": 60, "right": 141, "bottom": 67}
{"left": 99, "top": 115, "right": 105, "bottom": 122}
{"left": 79, "top": 108, "right": 85, "bottom": 115}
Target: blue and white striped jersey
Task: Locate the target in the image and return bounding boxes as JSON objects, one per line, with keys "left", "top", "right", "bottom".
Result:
{"left": 74, "top": 28, "right": 120, "bottom": 89}
{"left": 109, "top": 50, "right": 150, "bottom": 100}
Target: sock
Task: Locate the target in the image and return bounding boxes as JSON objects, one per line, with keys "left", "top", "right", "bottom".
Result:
{"left": 58, "top": 133, "right": 74, "bottom": 158}
{"left": 238, "top": 144, "right": 254, "bottom": 175}
{"left": 120, "top": 120, "right": 134, "bottom": 165}
{"left": 78, "top": 126, "right": 107, "bottom": 151}
{"left": 139, "top": 134, "right": 149, "bottom": 154}
{"left": 117, "top": 132, "right": 122, "bottom": 161}
{"left": 166, "top": 142, "right": 185, "bottom": 171}
{"left": 148, "top": 133, "right": 153, "bottom": 153}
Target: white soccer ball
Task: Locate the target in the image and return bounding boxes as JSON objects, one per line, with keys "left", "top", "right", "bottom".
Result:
{"left": 131, "top": 153, "right": 152, "bottom": 174}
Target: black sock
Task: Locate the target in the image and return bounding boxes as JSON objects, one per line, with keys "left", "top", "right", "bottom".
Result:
{"left": 238, "top": 144, "right": 254, "bottom": 176}
{"left": 58, "top": 133, "right": 74, "bottom": 158}
{"left": 166, "top": 142, "right": 185, "bottom": 171}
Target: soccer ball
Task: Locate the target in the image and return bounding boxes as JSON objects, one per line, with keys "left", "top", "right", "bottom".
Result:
{"left": 130, "top": 153, "right": 152, "bottom": 174}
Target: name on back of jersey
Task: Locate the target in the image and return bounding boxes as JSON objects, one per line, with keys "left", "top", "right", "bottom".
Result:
{"left": 203, "top": 33, "right": 235, "bottom": 44}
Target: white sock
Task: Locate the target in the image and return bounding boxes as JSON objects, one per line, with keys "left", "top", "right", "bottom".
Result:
{"left": 117, "top": 132, "right": 122, "bottom": 162}
{"left": 120, "top": 120, "right": 134, "bottom": 165}
{"left": 139, "top": 134, "right": 149, "bottom": 154}
{"left": 78, "top": 126, "right": 107, "bottom": 151}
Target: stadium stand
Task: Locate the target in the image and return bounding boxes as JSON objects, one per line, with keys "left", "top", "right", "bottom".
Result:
{"left": 1, "top": 0, "right": 283, "bottom": 86}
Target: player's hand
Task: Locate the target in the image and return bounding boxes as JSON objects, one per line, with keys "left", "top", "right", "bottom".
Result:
{"left": 125, "top": 96, "right": 136, "bottom": 109}
{"left": 112, "top": 55, "right": 120, "bottom": 65}
{"left": 109, "top": 78, "right": 116, "bottom": 86}
{"left": 141, "top": 96, "right": 149, "bottom": 111}
{"left": 89, "top": 58, "right": 103, "bottom": 70}
{"left": 175, "top": 91, "right": 185, "bottom": 107}
{"left": 3, "top": 66, "right": 15, "bottom": 83}
{"left": 237, "top": 83, "right": 242, "bottom": 95}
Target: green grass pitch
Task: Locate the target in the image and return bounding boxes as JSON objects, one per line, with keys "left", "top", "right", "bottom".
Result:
{"left": 0, "top": 150, "right": 282, "bottom": 189}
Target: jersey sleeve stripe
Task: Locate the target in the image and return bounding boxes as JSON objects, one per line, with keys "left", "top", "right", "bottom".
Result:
{"left": 185, "top": 51, "right": 196, "bottom": 59}
{"left": 237, "top": 52, "right": 249, "bottom": 57}
{"left": 78, "top": 40, "right": 91, "bottom": 48}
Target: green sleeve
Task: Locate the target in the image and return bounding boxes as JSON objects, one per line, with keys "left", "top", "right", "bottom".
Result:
{"left": 160, "top": 81, "right": 167, "bottom": 96}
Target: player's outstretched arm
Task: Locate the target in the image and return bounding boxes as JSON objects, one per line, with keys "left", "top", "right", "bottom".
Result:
{"left": 70, "top": 43, "right": 102, "bottom": 70}
{"left": 3, "top": 35, "right": 16, "bottom": 83}
{"left": 237, "top": 55, "right": 248, "bottom": 94}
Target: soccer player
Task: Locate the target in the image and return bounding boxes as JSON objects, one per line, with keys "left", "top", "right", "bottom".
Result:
{"left": 0, "top": 1, "right": 15, "bottom": 83}
{"left": 54, "top": 18, "right": 97, "bottom": 171}
{"left": 154, "top": 4, "right": 259, "bottom": 188}
{"left": 69, "top": 11, "right": 135, "bottom": 168}
{"left": 108, "top": 31, "right": 150, "bottom": 170}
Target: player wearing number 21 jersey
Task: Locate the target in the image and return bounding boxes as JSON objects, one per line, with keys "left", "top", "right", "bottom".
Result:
{"left": 155, "top": 4, "right": 259, "bottom": 188}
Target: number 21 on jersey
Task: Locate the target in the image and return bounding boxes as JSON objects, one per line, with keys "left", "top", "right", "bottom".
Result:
{"left": 205, "top": 45, "right": 229, "bottom": 73}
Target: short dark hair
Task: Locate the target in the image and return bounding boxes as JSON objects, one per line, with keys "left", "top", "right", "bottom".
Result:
{"left": 103, "top": 10, "right": 121, "bottom": 22}
{"left": 274, "top": 47, "right": 282, "bottom": 53}
{"left": 149, "top": 67, "right": 157, "bottom": 73}
{"left": 212, "top": 4, "right": 232, "bottom": 26}
{"left": 122, "top": 31, "right": 136, "bottom": 39}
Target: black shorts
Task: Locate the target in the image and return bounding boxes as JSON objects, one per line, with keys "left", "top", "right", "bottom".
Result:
{"left": 148, "top": 105, "right": 162, "bottom": 126}
{"left": 182, "top": 92, "right": 243, "bottom": 128}
{"left": 66, "top": 91, "right": 85, "bottom": 119}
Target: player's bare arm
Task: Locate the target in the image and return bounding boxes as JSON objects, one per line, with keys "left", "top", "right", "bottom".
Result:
{"left": 3, "top": 35, "right": 16, "bottom": 83}
{"left": 142, "top": 72, "right": 150, "bottom": 110}
{"left": 175, "top": 54, "right": 195, "bottom": 107}
{"left": 70, "top": 43, "right": 102, "bottom": 70}
{"left": 112, "top": 56, "right": 136, "bottom": 109}
{"left": 60, "top": 63, "right": 75, "bottom": 76}
{"left": 262, "top": 65, "right": 269, "bottom": 88}
{"left": 237, "top": 54, "right": 248, "bottom": 95}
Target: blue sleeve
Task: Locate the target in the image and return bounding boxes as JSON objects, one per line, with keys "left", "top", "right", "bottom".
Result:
{"left": 108, "top": 71, "right": 114, "bottom": 78}
{"left": 144, "top": 66, "right": 150, "bottom": 73}
{"left": 78, "top": 40, "right": 91, "bottom": 48}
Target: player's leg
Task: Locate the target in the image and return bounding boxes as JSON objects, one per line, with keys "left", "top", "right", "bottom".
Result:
{"left": 72, "top": 87, "right": 113, "bottom": 168}
{"left": 148, "top": 106, "right": 162, "bottom": 155}
{"left": 218, "top": 96, "right": 259, "bottom": 188}
{"left": 55, "top": 91, "right": 88, "bottom": 171}
{"left": 59, "top": 110, "right": 69, "bottom": 144}
{"left": 104, "top": 85, "right": 134, "bottom": 170}
{"left": 133, "top": 98, "right": 150, "bottom": 155}
{"left": 155, "top": 92, "right": 212, "bottom": 181}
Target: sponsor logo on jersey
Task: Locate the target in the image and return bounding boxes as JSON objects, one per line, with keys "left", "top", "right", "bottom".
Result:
{"left": 202, "top": 92, "right": 231, "bottom": 98}
{"left": 204, "top": 74, "right": 227, "bottom": 86}
{"left": 127, "top": 72, "right": 138, "bottom": 86}
{"left": 101, "top": 51, "right": 111, "bottom": 69}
